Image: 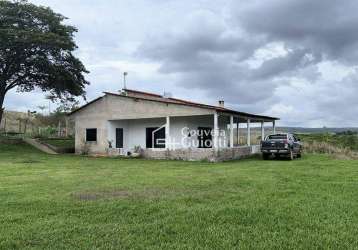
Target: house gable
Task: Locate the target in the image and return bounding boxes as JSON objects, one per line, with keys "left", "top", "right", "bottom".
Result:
{"left": 70, "top": 93, "right": 215, "bottom": 120}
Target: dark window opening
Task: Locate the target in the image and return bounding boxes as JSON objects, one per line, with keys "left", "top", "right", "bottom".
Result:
{"left": 198, "top": 127, "right": 212, "bottom": 148}
{"left": 116, "top": 128, "right": 124, "bottom": 148}
{"left": 267, "top": 134, "right": 287, "bottom": 140}
{"left": 86, "top": 128, "right": 97, "bottom": 142}
{"left": 146, "top": 127, "right": 166, "bottom": 148}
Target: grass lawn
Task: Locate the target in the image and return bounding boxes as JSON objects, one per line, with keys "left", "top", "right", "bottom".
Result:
{"left": 1, "top": 143, "right": 358, "bottom": 249}
{"left": 40, "top": 138, "right": 75, "bottom": 148}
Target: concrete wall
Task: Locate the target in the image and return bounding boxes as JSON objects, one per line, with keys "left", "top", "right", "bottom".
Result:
{"left": 142, "top": 146, "right": 257, "bottom": 162}
{"left": 74, "top": 98, "right": 109, "bottom": 154}
{"left": 105, "top": 94, "right": 215, "bottom": 119}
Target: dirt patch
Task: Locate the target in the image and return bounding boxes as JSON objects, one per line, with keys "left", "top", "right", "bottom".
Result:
{"left": 18, "top": 160, "right": 42, "bottom": 164}
{"left": 71, "top": 188, "right": 175, "bottom": 201}
{"left": 72, "top": 190, "right": 132, "bottom": 201}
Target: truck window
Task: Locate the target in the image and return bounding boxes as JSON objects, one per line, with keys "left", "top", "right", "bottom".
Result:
{"left": 267, "top": 135, "right": 287, "bottom": 140}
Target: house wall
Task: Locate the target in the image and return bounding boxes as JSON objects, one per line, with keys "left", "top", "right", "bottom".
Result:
{"left": 107, "top": 118, "right": 166, "bottom": 154}
{"left": 72, "top": 94, "right": 216, "bottom": 154}
{"left": 105, "top": 94, "right": 215, "bottom": 119}
{"left": 106, "top": 115, "right": 229, "bottom": 155}
{"left": 74, "top": 98, "right": 109, "bottom": 154}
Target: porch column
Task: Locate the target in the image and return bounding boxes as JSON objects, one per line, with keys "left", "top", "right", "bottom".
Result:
{"left": 213, "top": 113, "right": 219, "bottom": 149}
{"left": 261, "top": 121, "right": 265, "bottom": 141}
{"left": 247, "top": 118, "right": 251, "bottom": 146}
{"left": 165, "top": 116, "right": 170, "bottom": 149}
{"left": 273, "top": 120, "right": 276, "bottom": 134}
{"left": 230, "top": 115, "right": 234, "bottom": 148}
{"left": 236, "top": 118, "right": 240, "bottom": 146}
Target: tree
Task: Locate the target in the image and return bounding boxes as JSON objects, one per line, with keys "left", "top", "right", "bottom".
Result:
{"left": 54, "top": 98, "right": 80, "bottom": 113}
{"left": 0, "top": 0, "right": 89, "bottom": 123}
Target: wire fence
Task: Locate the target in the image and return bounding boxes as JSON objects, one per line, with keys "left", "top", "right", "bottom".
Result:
{"left": 0, "top": 111, "right": 74, "bottom": 138}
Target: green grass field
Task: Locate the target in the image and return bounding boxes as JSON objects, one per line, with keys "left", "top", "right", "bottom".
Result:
{"left": 1, "top": 142, "right": 358, "bottom": 249}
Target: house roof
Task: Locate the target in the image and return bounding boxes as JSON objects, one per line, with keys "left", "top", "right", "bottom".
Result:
{"left": 69, "top": 88, "right": 279, "bottom": 122}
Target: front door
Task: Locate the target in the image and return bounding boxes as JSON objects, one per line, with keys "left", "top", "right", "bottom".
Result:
{"left": 146, "top": 127, "right": 166, "bottom": 148}
{"left": 116, "top": 128, "right": 123, "bottom": 148}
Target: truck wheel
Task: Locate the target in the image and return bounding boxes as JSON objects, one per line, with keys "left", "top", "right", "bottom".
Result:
{"left": 288, "top": 151, "right": 294, "bottom": 161}
{"left": 263, "top": 153, "right": 270, "bottom": 160}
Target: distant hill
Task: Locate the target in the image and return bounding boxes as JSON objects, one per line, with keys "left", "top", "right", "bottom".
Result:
{"left": 277, "top": 127, "right": 358, "bottom": 134}
{"left": 244, "top": 127, "right": 358, "bottom": 135}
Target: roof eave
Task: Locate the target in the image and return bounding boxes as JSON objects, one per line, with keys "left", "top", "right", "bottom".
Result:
{"left": 216, "top": 108, "right": 279, "bottom": 121}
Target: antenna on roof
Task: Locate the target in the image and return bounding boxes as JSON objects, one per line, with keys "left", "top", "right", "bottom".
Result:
{"left": 123, "top": 72, "right": 128, "bottom": 90}
{"left": 163, "top": 91, "right": 172, "bottom": 98}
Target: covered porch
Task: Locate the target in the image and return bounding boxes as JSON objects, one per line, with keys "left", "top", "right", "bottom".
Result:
{"left": 213, "top": 112, "right": 277, "bottom": 149}
{"left": 106, "top": 112, "right": 278, "bottom": 161}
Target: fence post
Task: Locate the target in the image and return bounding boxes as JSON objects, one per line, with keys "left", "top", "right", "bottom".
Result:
{"left": 3, "top": 117, "right": 6, "bottom": 132}
{"left": 58, "top": 121, "right": 61, "bottom": 137}
{"left": 65, "top": 118, "right": 69, "bottom": 137}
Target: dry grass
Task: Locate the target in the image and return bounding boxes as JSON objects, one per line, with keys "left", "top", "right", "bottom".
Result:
{"left": 304, "top": 141, "right": 358, "bottom": 160}
{"left": 0, "top": 110, "right": 38, "bottom": 133}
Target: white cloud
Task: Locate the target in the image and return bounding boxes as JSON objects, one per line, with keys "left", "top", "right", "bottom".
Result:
{"left": 4, "top": 0, "right": 358, "bottom": 128}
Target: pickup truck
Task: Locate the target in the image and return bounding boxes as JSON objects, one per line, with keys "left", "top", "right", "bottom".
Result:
{"left": 261, "top": 133, "right": 302, "bottom": 160}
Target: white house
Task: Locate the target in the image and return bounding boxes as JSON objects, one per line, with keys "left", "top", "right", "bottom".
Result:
{"left": 69, "top": 88, "right": 279, "bottom": 161}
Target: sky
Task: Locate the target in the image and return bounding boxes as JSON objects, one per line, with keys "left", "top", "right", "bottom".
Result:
{"left": 4, "top": 0, "right": 358, "bottom": 127}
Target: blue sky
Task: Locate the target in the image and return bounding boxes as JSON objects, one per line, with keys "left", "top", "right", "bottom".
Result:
{"left": 4, "top": 0, "right": 358, "bottom": 127}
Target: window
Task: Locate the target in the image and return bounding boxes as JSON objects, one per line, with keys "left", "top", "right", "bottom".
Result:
{"left": 86, "top": 128, "right": 97, "bottom": 142}
{"left": 146, "top": 127, "right": 165, "bottom": 148}
{"left": 267, "top": 134, "right": 287, "bottom": 140}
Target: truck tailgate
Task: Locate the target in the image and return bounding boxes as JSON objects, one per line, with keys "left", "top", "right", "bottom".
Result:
{"left": 262, "top": 140, "right": 286, "bottom": 149}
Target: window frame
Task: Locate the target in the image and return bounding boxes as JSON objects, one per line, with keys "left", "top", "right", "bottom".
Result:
{"left": 267, "top": 134, "right": 287, "bottom": 140}
{"left": 116, "top": 128, "right": 124, "bottom": 148}
{"left": 86, "top": 128, "right": 97, "bottom": 142}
